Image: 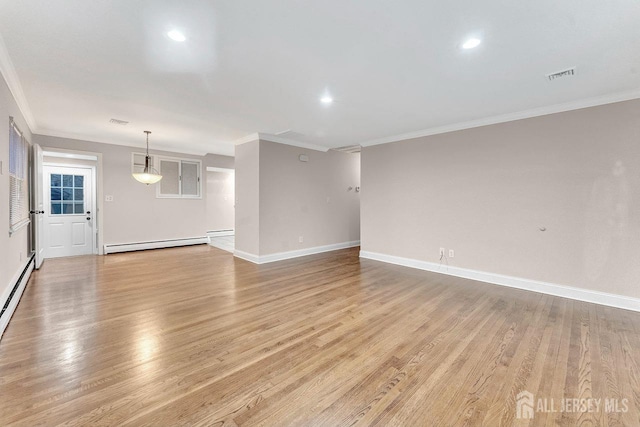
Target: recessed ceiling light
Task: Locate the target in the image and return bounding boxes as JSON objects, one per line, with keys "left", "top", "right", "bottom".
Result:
{"left": 462, "top": 38, "right": 481, "bottom": 49}
{"left": 320, "top": 95, "right": 333, "bottom": 105}
{"left": 167, "top": 30, "right": 186, "bottom": 42}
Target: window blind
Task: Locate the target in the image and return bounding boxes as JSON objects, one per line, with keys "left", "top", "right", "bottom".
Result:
{"left": 9, "top": 118, "right": 30, "bottom": 234}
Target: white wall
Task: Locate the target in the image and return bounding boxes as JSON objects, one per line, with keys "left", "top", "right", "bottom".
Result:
{"left": 361, "top": 99, "right": 640, "bottom": 299}
{"left": 34, "top": 134, "right": 233, "bottom": 246}
{"left": 206, "top": 170, "right": 234, "bottom": 232}
{"left": 0, "top": 74, "right": 32, "bottom": 306}
{"left": 234, "top": 139, "right": 260, "bottom": 255}
{"left": 234, "top": 139, "right": 361, "bottom": 258}
{"left": 259, "top": 140, "right": 360, "bottom": 255}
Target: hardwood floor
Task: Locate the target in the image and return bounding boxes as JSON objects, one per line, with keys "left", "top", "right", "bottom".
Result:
{"left": 1, "top": 245, "right": 639, "bottom": 426}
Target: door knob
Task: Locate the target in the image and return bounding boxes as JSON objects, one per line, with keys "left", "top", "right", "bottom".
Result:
{"left": 86, "top": 211, "right": 91, "bottom": 214}
{"left": 86, "top": 217, "right": 91, "bottom": 221}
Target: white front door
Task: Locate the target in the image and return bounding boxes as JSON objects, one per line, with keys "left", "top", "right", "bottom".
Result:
{"left": 43, "top": 166, "right": 95, "bottom": 258}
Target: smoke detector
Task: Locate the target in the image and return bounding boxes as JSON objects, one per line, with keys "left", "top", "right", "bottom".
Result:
{"left": 546, "top": 67, "right": 577, "bottom": 81}
{"left": 109, "top": 118, "right": 129, "bottom": 125}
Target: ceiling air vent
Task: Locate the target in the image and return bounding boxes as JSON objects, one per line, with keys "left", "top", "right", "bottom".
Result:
{"left": 546, "top": 67, "right": 576, "bottom": 81}
{"left": 109, "top": 118, "right": 129, "bottom": 125}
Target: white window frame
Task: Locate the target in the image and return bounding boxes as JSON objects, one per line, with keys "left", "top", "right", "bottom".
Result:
{"left": 155, "top": 155, "right": 202, "bottom": 199}
{"left": 131, "top": 152, "right": 156, "bottom": 174}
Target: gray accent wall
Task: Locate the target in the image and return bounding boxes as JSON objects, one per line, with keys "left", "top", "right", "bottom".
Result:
{"left": 361, "top": 99, "right": 640, "bottom": 299}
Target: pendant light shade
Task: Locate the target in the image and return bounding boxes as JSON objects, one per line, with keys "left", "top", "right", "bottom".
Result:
{"left": 132, "top": 131, "right": 163, "bottom": 185}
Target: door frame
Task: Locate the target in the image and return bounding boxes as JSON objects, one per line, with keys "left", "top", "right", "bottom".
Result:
{"left": 205, "top": 166, "right": 235, "bottom": 234}
{"left": 31, "top": 143, "right": 44, "bottom": 268}
{"left": 40, "top": 147, "right": 104, "bottom": 255}
{"left": 42, "top": 163, "right": 97, "bottom": 257}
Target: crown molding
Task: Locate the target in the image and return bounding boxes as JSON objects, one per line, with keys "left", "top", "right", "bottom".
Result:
{"left": 0, "top": 32, "right": 37, "bottom": 132}
{"left": 259, "top": 133, "right": 330, "bottom": 152}
{"left": 361, "top": 89, "right": 640, "bottom": 147}
{"left": 35, "top": 128, "right": 210, "bottom": 157}
{"left": 233, "top": 133, "right": 261, "bottom": 145}
{"left": 234, "top": 132, "right": 330, "bottom": 152}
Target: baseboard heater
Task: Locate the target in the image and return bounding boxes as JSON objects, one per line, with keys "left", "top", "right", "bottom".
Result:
{"left": 104, "top": 236, "right": 209, "bottom": 254}
{"left": 1, "top": 254, "right": 35, "bottom": 339}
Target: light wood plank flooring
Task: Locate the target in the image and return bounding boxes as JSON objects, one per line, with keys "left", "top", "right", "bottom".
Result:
{"left": 1, "top": 245, "right": 639, "bottom": 426}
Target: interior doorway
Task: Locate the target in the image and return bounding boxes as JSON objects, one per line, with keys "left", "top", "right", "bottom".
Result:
{"left": 42, "top": 165, "right": 96, "bottom": 258}
{"left": 33, "top": 148, "right": 103, "bottom": 262}
{"left": 206, "top": 167, "right": 235, "bottom": 253}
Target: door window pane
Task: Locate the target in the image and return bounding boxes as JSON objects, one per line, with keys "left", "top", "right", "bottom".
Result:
{"left": 50, "top": 173, "right": 87, "bottom": 215}
{"left": 51, "top": 187, "right": 61, "bottom": 200}
{"left": 51, "top": 174, "right": 61, "bottom": 187}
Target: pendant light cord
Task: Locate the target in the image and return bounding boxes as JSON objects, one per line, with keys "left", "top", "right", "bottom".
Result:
{"left": 144, "top": 131, "right": 152, "bottom": 171}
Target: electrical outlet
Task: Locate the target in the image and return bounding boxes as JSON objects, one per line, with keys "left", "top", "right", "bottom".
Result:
{"left": 105, "top": 195, "right": 114, "bottom": 202}
{"left": 449, "top": 249, "right": 455, "bottom": 258}
{"left": 299, "top": 236, "right": 304, "bottom": 243}
{"left": 439, "top": 248, "right": 445, "bottom": 257}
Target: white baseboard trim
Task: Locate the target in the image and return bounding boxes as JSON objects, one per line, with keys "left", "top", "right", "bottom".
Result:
{"left": 234, "top": 241, "right": 360, "bottom": 264}
{"left": 359, "top": 251, "right": 640, "bottom": 313}
{"left": 206, "top": 229, "right": 235, "bottom": 237}
{"left": 104, "top": 236, "right": 209, "bottom": 254}
{"left": 1, "top": 255, "right": 35, "bottom": 340}
{"left": 233, "top": 249, "right": 261, "bottom": 263}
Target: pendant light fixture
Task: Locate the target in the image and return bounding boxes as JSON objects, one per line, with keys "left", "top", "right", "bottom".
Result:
{"left": 132, "top": 131, "right": 163, "bottom": 185}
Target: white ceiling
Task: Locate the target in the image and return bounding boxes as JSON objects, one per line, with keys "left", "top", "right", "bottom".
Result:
{"left": 0, "top": 0, "right": 639, "bottom": 156}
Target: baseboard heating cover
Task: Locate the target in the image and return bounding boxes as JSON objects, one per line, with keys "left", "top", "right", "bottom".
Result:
{"left": 1, "top": 254, "right": 35, "bottom": 339}
{"left": 104, "top": 236, "right": 209, "bottom": 254}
